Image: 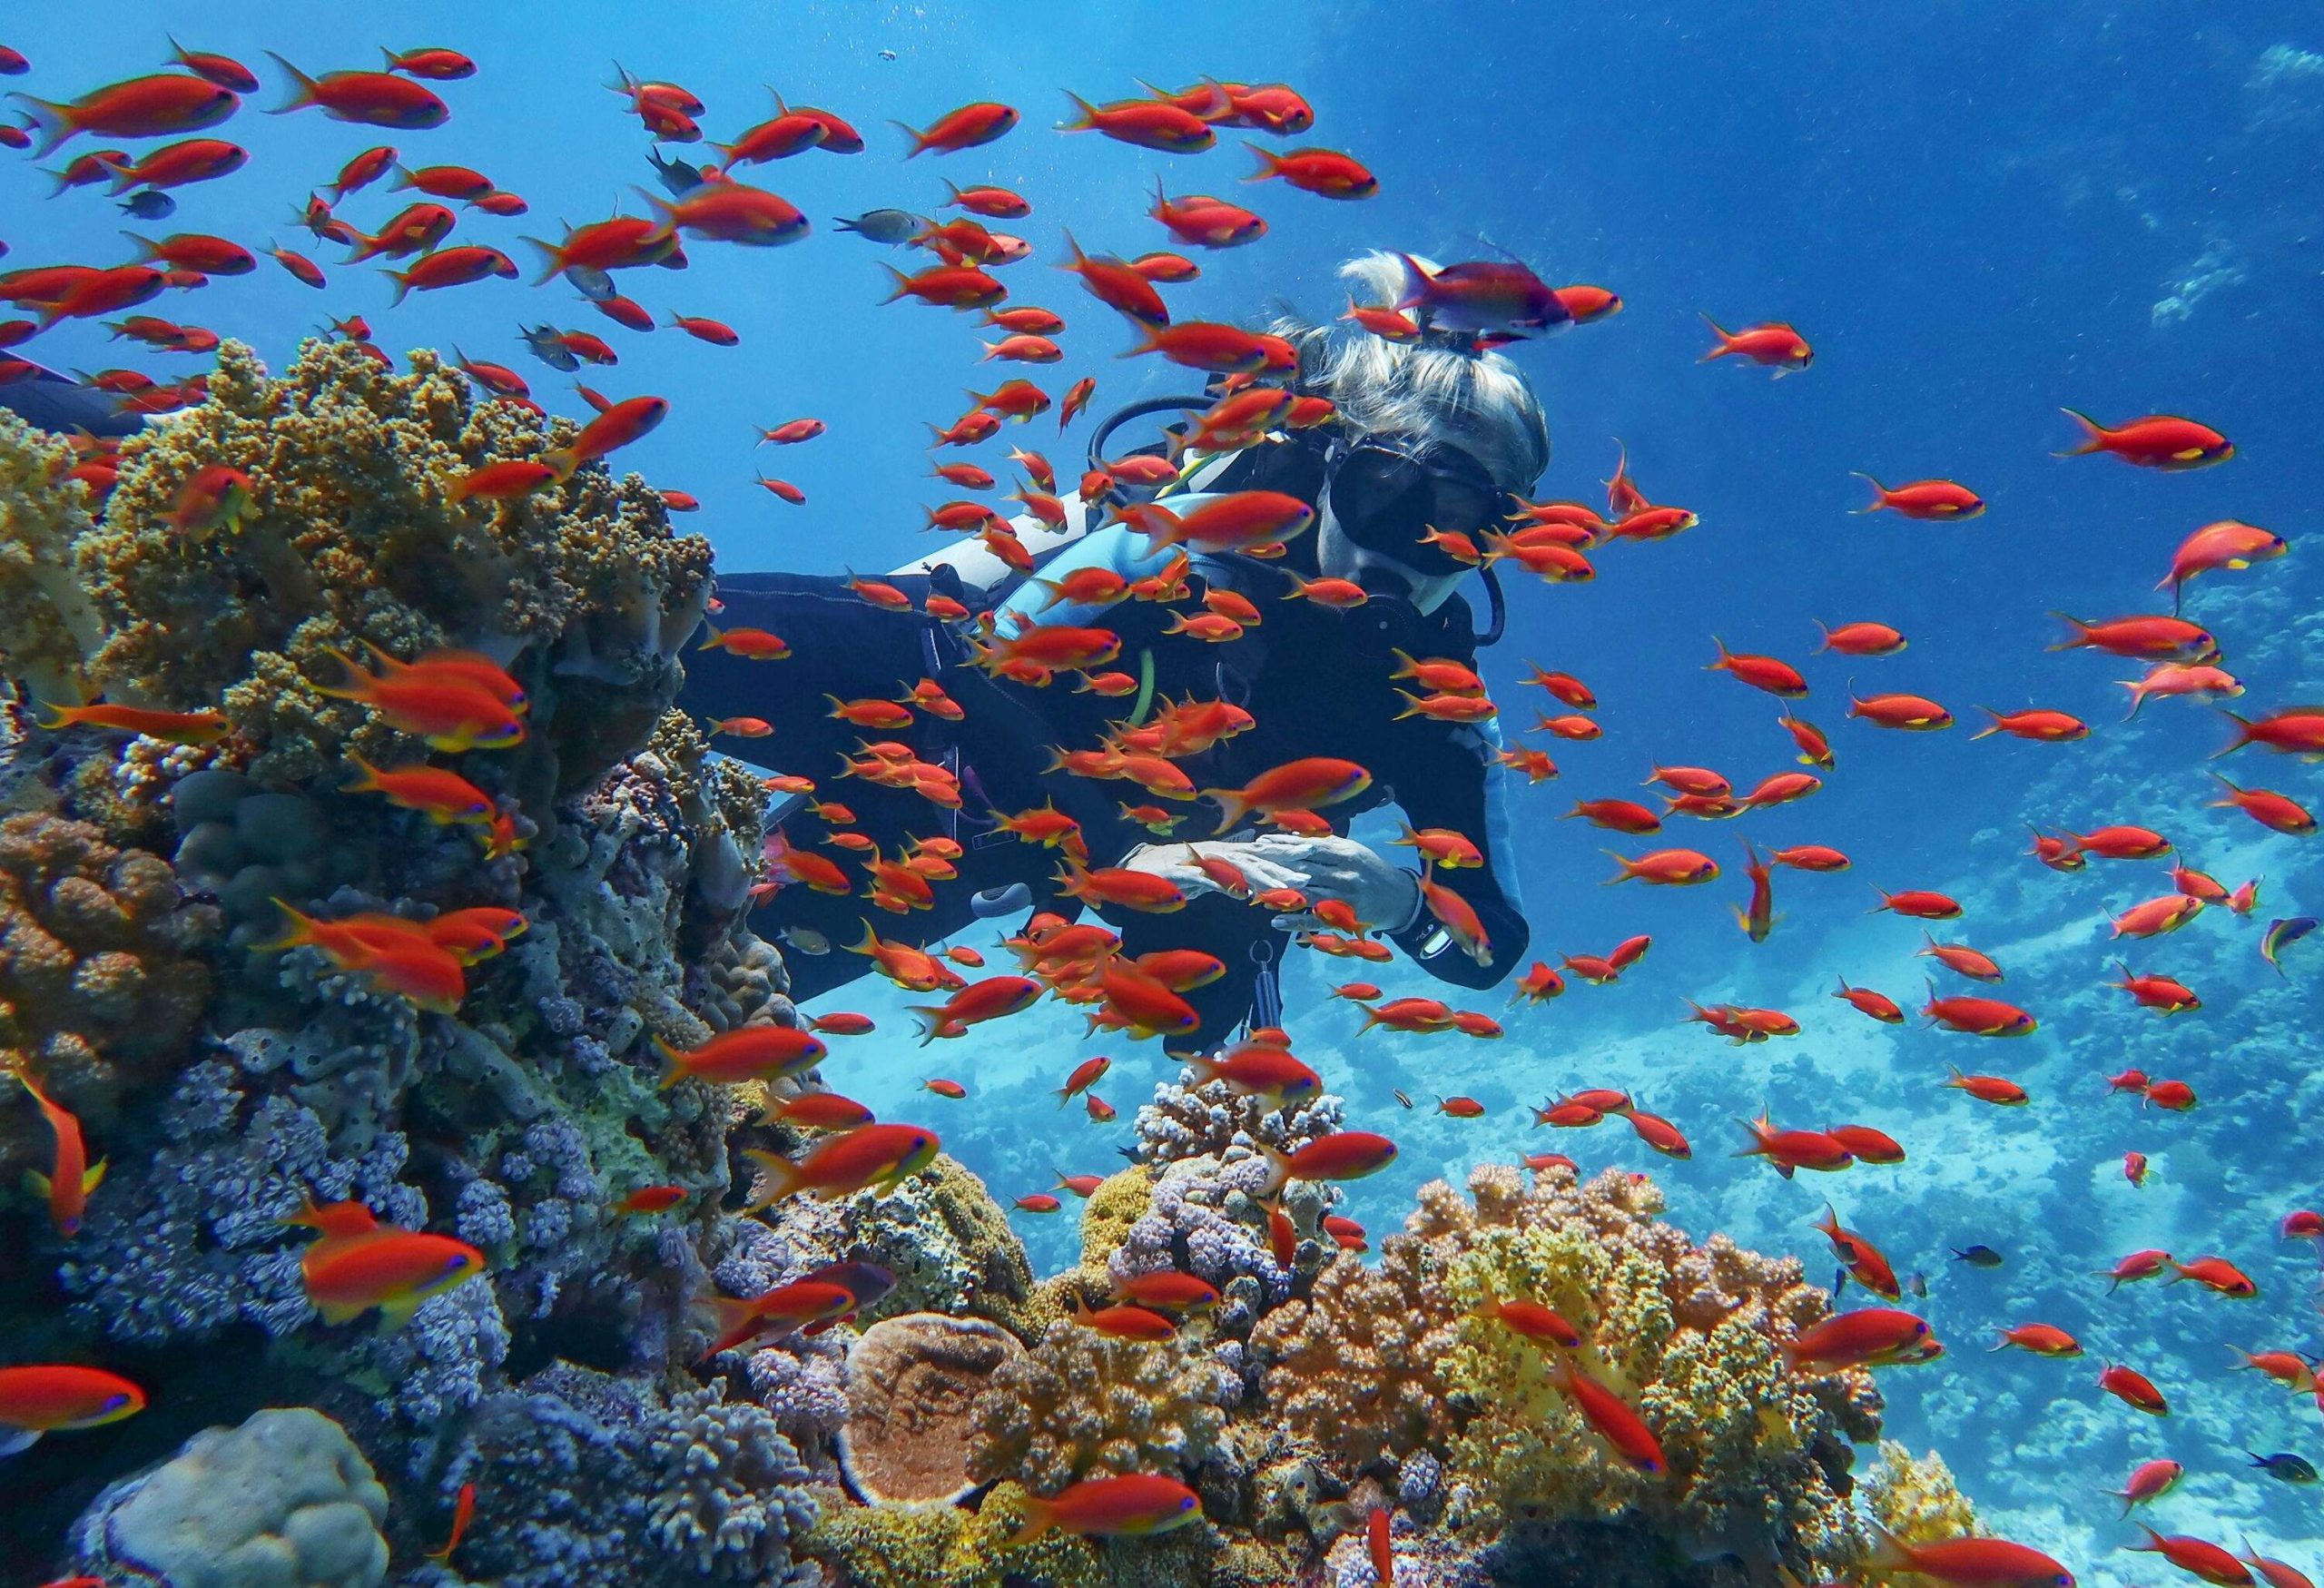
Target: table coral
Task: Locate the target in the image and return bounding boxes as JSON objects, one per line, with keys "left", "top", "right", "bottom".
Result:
{"left": 0, "top": 810, "right": 216, "bottom": 1192}
{"left": 968, "top": 1315, "right": 1237, "bottom": 1496}
{"left": 1253, "top": 1165, "right": 1881, "bottom": 1581}
{"left": 68, "top": 339, "right": 710, "bottom": 791}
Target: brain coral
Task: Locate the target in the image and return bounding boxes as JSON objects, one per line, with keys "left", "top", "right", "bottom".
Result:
{"left": 0, "top": 810, "right": 216, "bottom": 1191}
{"left": 1252, "top": 1164, "right": 1882, "bottom": 1578}
{"left": 68, "top": 337, "right": 711, "bottom": 793}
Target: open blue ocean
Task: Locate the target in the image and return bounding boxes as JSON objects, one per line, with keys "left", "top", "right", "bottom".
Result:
{"left": 2, "top": 5, "right": 2319, "bottom": 1586}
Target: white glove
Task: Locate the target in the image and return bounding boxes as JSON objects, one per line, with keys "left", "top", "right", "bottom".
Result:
{"left": 1119, "top": 834, "right": 1423, "bottom": 934}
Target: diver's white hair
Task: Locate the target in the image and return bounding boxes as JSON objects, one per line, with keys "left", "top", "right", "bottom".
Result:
{"left": 1269, "top": 251, "right": 1551, "bottom": 491}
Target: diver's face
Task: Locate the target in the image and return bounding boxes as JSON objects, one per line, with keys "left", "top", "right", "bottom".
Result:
{"left": 1317, "top": 498, "right": 1469, "bottom": 615}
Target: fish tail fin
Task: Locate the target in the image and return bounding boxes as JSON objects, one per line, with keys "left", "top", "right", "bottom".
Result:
{"left": 341, "top": 751, "right": 386, "bottom": 794}
{"left": 1865, "top": 1520, "right": 1915, "bottom": 1574}
{"left": 1256, "top": 1142, "right": 1291, "bottom": 1198}
{"left": 1847, "top": 471, "right": 1889, "bottom": 512}
{"left": 1001, "top": 1493, "right": 1056, "bottom": 1548}
{"left": 1200, "top": 785, "right": 1250, "bottom": 836}
{"left": 651, "top": 1035, "right": 686, "bottom": 1090}
{"left": 538, "top": 447, "right": 578, "bottom": 484}
{"left": 2116, "top": 677, "right": 2149, "bottom": 720}
{"left": 380, "top": 265, "right": 414, "bottom": 310}
{"left": 1704, "top": 634, "right": 1731, "bottom": 670}
{"left": 904, "top": 1005, "right": 948, "bottom": 1046}
{"left": 876, "top": 262, "right": 915, "bottom": 305}
{"left": 1241, "top": 140, "right": 1282, "bottom": 182}
{"left": 1117, "top": 321, "right": 1167, "bottom": 360}
{"left": 517, "top": 235, "right": 566, "bottom": 288}
{"left": 1184, "top": 1053, "right": 1223, "bottom": 1088}
{"left": 1968, "top": 706, "right": 2003, "bottom": 741}
{"left": 1391, "top": 688, "right": 1428, "bottom": 721}
{"left": 251, "top": 896, "right": 321, "bottom": 954}
{"left": 1600, "top": 850, "right": 1636, "bottom": 885}
{"left": 264, "top": 52, "right": 322, "bottom": 114}
{"left": 2211, "top": 709, "right": 2254, "bottom": 757}
{"left": 9, "top": 93, "right": 75, "bottom": 160}
{"left": 888, "top": 118, "right": 931, "bottom": 158}
{"left": 1055, "top": 90, "right": 1100, "bottom": 132}
{"left": 32, "top": 700, "right": 83, "bottom": 732}
{"left": 1393, "top": 252, "right": 1433, "bottom": 313}
{"left": 2053, "top": 406, "right": 2106, "bottom": 457}
{"left": 740, "top": 1148, "right": 803, "bottom": 1211}
{"left": 1697, "top": 311, "right": 1733, "bottom": 359}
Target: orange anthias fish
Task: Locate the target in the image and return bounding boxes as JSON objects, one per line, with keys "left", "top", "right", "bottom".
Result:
{"left": 0, "top": 1364, "right": 146, "bottom": 1453}
{"left": 1783, "top": 1309, "right": 1943, "bottom": 1372}
{"left": 1002, "top": 1474, "right": 1202, "bottom": 1545}
{"left": 1699, "top": 313, "right": 1812, "bottom": 374}
{"left": 743, "top": 1123, "right": 942, "bottom": 1208}
{"left": 302, "top": 1222, "right": 487, "bottom": 1328}
{"left": 14, "top": 1070, "right": 104, "bottom": 1238}
{"left": 1815, "top": 1204, "right": 1901, "bottom": 1300}
{"left": 1735, "top": 839, "right": 1776, "bottom": 942}
{"left": 1867, "top": 1523, "right": 2075, "bottom": 1588}
{"left": 1851, "top": 474, "right": 1985, "bottom": 519}
{"left": 654, "top": 1025, "right": 826, "bottom": 1088}
{"left": 37, "top": 701, "right": 230, "bottom": 745}
{"left": 2056, "top": 409, "right": 2233, "bottom": 470}
{"left": 1545, "top": 1356, "right": 1665, "bottom": 1474}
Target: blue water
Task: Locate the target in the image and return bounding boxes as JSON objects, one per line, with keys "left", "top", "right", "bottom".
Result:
{"left": 8, "top": 5, "right": 2322, "bottom": 1582}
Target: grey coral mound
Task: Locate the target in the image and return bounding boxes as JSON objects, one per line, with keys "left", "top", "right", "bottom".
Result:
{"left": 69, "top": 1406, "right": 390, "bottom": 1588}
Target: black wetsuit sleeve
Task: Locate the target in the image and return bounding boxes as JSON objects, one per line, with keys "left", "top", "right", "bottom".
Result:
{"left": 1384, "top": 720, "right": 1531, "bottom": 990}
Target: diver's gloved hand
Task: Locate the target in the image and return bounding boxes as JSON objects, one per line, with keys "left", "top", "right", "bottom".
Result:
{"left": 1119, "top": 834, "right": 1423, "bottom": 935}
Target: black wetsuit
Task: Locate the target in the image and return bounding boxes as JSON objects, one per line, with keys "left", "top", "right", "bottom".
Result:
{"left": 684, "top": 546, "right": 1530, "bottom": 1041}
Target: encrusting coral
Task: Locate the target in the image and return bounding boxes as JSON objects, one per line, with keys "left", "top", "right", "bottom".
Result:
{"left": 1252, "top": 1163, "right": 1882, "bottom": 1580}
{"left": 0, "top": 810, "right": 216, "bottom": 1190}
{"left": 840, "top": 1311, "right": 1027, "bottom": 1504}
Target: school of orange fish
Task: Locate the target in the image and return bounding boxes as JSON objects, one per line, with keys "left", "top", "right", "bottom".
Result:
{"left": 2, "top": 35, "right": 2319, "bottom": 1584}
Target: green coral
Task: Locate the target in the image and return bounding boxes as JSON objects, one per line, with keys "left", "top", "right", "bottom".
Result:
{"left": 0, "top": 411, "right": 104, "bottom": 705}
{"left": 802, "top": 1481, "right": 1262, "bottom": 1588}
{"left": 64, "top": 338, "right": 710, "bottom": 792}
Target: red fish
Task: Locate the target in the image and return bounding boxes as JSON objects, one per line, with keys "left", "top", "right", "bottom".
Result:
{"left": 1736, "top": 1113, "right": 1852, "bottom": 1178}
{"left": 2159, "top": 519, "right": 2286, "bottom": 599}
{"left": 2098, "top": 1363, "right": 2168, "bottom": 1415}
{"left": 1849, "top": 692, "right": 1954, "bottom": 730}
{"left": 2051, "top": 612, "right": 2217, "bottom": 662}
{"left": 1244, "top": 143, "right": 1378, "bottom": 198}
{"left": 0, "top": 1364, "right": 145, "bottom": 1448}
{"left": 2210, "top": 777, "right": 2315, "bottom": 835}
{"left": 1699, "top": 314, "right": 1812, "bottom": 374}
{"left": 1257, "top": 1131, "right": 1397, "bottom": 1194}
{"left": 1868, "top": 1524, "right": 2074, "bottom": 1588}
{"left": 2124, "top": 1528, "right": 2251, "bottom": 1586}
{"left": 1785, "top": 1309, "right": 1942, "bottom": 1371}
{"left": 303, "top": 1225, "right": 486, "bottom": 1327}
{"left": 896, "top": 101, "right": 1019, "bottom": 157}
{"left": 1059, "top": 91, "right": 1214, "bottom": 152}
{"left": 1851, "top": 474, "right": 1985, "bottom": 519}
{"left": 743, "top": 1124, "right": 942, "bottom": 1207}
{"left": 1002, "top": 1474, "right": 1200, "bottom": 1544}
{"left": 2110, "top": 1457, "right": 2183, "bottom": 1514}
{"left": 268, "top": 54, "right": 448, "bottom": 129}
{"left": 14, "top": 73, "right": 239, "bottom": 156}
{"left": 2056, "top": 409, "right": 2233, "bottom": 470}
{"left": 1545, "top": 1356, "right": 1665, "bottom": 1474}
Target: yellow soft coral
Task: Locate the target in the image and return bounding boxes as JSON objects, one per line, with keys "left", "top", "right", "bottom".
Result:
{"left": 71, "top": 339, "right": 711, "bottom": 786}
{"left": 969, "top": 1318, "right": 1235, "bottom": 1497}
{"left": 0, "top": 410, "right": 104, "bottom": 704}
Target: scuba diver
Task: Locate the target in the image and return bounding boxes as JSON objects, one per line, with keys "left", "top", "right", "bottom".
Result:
{"left": 689, "top": 251, "right": 1551, "bottom": 1042}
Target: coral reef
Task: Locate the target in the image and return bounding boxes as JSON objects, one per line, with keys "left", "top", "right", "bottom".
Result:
{"left": 427, "top": 1363, "right": 818, "bottom": 1588}
{"left": 840, "top": 1311, "right": 1026, "bottom": 1504}
{"left": 0, "top": 811, "right": 216, "bottom": 1189}
{"left": 968, "top": 1314, "right": 1238, "bottom": 1496}
{"left": 772, "top": 1152, "right": 1038, "bottom": 1333}
{"left": 64, "top": 339, "right": 710, "bottom": 799}
{"left": 1252, "top": 1165, "right": 1879, "bottom": 1580}
{"left": 1862, "top": 1441, "right": 1978, "bottom": 1544}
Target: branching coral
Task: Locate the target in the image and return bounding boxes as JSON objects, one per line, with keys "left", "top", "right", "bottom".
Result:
{"left": 0, "top": 811, "right": 216, "bottom": 1190}
{"left": 1252, "top": 1165, "right": 1880, "bottom": 1579}
{"left": 1134, "top": 1075, "right": 1345, "bottom": 1166}
{"left": 66, "top": 339, "right": 710, "bottom": 792}
{"left": 0, "top": 409, "right": 103, "bottom": 705}
{"left": 968, "top": 1316, "right": 1237, "bottom": 1496}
